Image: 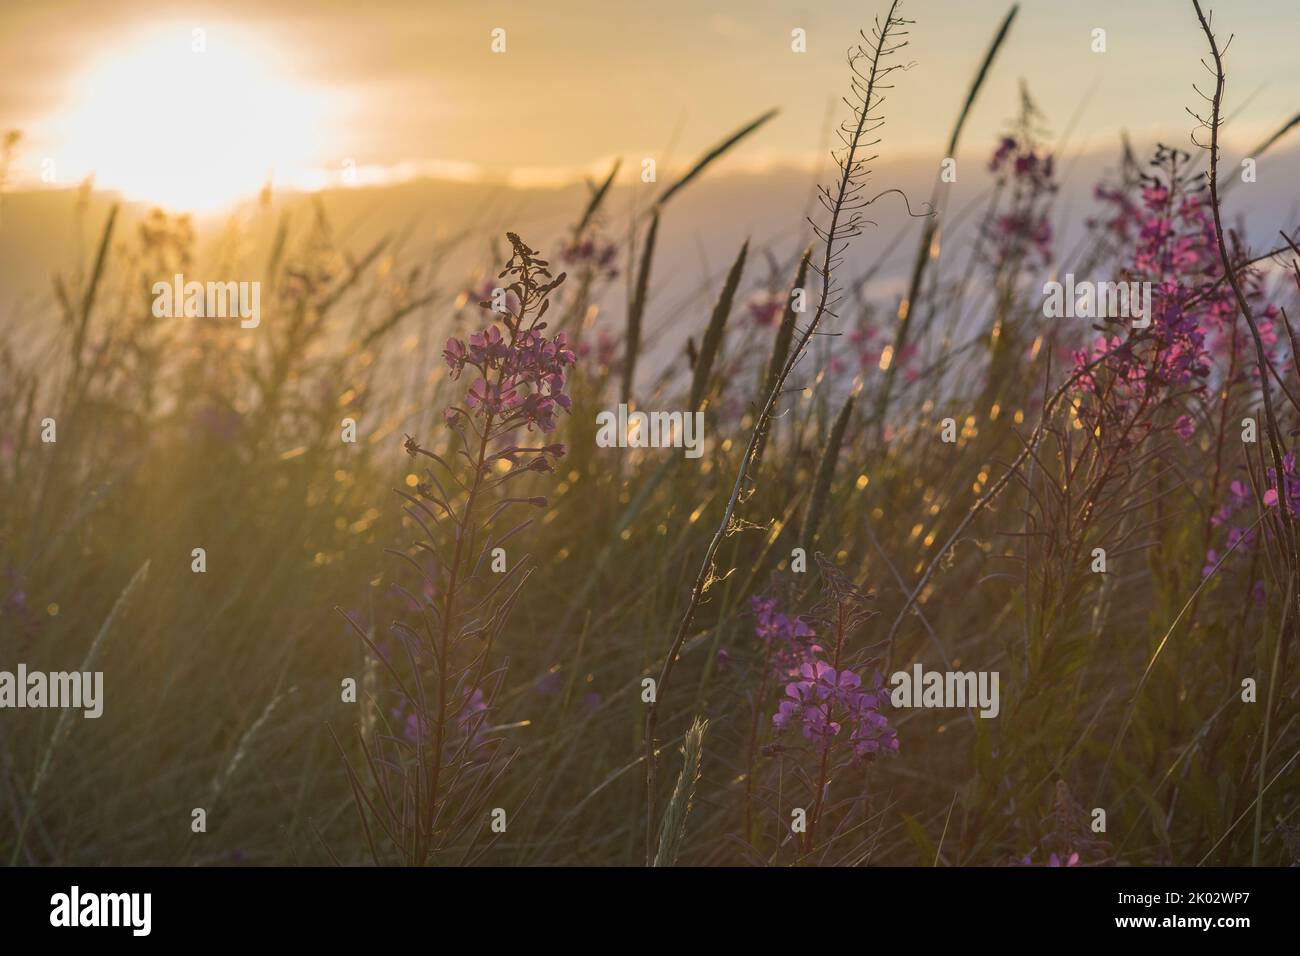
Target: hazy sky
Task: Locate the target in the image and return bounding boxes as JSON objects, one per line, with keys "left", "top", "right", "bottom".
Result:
{"left": 2, "top": 0, "right": 1298, "bottom": 207}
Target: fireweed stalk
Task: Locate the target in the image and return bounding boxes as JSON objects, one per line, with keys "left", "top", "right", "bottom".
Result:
{"left": 336, "top": 233, "right": 573, "bottom": 865}
{"left": 1192, "top": 0, "right": 1300, "bottom": 606}
{"left": 1080, "top": 144, "right": 1281, "bottom": 591}
{"left": 642, "top": 0, "right": 916, "bottom": 866}
{"left": 1191, "top": 2, "right": 1297, "bottom": 865}
{"left": 880, "top": 139, "right": 1292, "bottom": 665}
{"left": 755, "top": 555, "right": 897, "bottom": 860}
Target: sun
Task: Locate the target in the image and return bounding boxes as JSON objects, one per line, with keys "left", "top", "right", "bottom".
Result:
{"left": 50, "top": 23, "right": 333, "bottom": 211}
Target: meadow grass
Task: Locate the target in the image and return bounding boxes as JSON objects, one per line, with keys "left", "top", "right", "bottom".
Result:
{"left": 1, "top": 0, "right": 1297, "bottom": 867}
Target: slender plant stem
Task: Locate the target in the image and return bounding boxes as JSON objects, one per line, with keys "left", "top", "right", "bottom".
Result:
{"left": 641, "top": 0, "right": 908, "bottom": 864}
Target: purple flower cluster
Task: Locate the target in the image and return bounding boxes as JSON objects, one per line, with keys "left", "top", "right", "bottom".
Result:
{"left": 1075, "top": 178, "right": 1221, "bottom": 400}
{"left": 987, "top": 134, "right": 1057, "bottom": 268}
{"left": 1074, "top": 147, "right": 1280, "bottom": 422}
{"left": 990, "top": 134, "right": 1055, "bottom": 187}
{"left": 1205, "top": 478, "right": 1259, "bottom": 574}
{"left": 575, "top": 325, "right": 618, "bottom": 373}
{"left": 747, "top": 289, "right": 785, "bottom": 328}
{"left": 562, "top": 237, "right": 618, "bottom": 278}
{"left": 849, "top": 316, "right": 920, "bottom": 380}
{"left": 752, "top": 594, "right": 821, "bottom": 677}
{"left": 443, "top": 324, "right": 576, "bottom": 432}
{"left": 1203, "top": 454, "right": 1300, "bottom": 598}
{"left": 773, "top": 660, "right": 899, "bottom": 759}
{"left": 1261, "top": 453, "right": 1300, "bottom": 514}
{"left": 754, "top": 594, "right": 898, "bottom": 762}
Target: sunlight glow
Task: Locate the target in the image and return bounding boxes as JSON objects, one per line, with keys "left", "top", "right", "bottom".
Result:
{"left": 51, "top": 24, "right": 333, "bottom": 211}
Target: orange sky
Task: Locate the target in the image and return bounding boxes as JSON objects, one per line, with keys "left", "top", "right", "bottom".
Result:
{"left": 2, "top": 0, "right": 1298, "bottom": 210}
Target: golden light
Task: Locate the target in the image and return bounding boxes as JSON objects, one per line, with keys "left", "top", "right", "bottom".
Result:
{"left": 51, "top": 24, "right": 333, "bottom": 211}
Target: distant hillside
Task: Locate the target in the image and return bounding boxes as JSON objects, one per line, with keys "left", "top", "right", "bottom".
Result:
{"left": 3, "top": 144, "right": 1297, "bottom": 352}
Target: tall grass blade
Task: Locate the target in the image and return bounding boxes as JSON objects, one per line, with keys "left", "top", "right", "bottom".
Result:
{"left": 577, "top": 158, "right": 622, "bottom": 237}
{"left": 656, "top": 110, "right": 778, "bottom": 209}
{"left": 752, "top": 247, "right": 812, "bottom": 474}
{"left": 874, "top": 4, "right": 1017, "bottom": 427}
{"left": 623, "top": 210, "right": 659, "bottom": 404}
{"left": 689, "top": 240, "right": 747, "bottom": 411}
{"left": 802, "top": 394, "right": 856, "bottom": 542}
